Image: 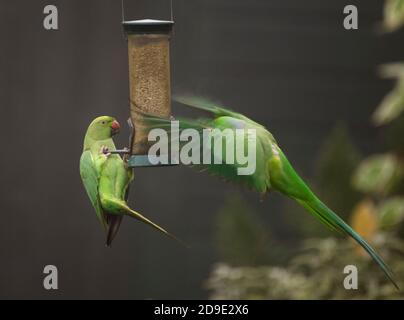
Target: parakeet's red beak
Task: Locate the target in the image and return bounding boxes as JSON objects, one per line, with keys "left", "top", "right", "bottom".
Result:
{"left": 111, "top": 120, "right": 120, "bottom": 136}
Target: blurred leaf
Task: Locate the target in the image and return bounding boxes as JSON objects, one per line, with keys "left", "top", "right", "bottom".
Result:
{"left": 352, "top": 154, "right": 402, "bottom": 196}
{"left": 378, "top": 197, "right": 404, "bottom": 230}
{"left": 382, "top": 0, "right": 404, "bottom": 33}
{"left": 373, "top": 63, "right": 404, "bottom": 126}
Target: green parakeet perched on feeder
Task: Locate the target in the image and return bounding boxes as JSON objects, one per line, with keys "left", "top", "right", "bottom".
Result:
{"left": 144, "top": 96, "right": 398, "bottom": 288}
{"left": 79, "top": 116, "right": 178, "bottom": 246}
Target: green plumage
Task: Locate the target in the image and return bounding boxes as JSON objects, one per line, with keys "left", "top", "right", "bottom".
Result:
{"left": 80, "top": 116, "right": 178, "bottom": 246}
{"left": 145, "top": 96, "right": 398, "bottom": 289}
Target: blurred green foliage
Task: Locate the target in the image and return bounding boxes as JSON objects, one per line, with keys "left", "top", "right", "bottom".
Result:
{"left": 207, "top": 235, "right": 404, "bottom": 299}
{"left": 207, "top": 263, "right": 312, "bottom": 300}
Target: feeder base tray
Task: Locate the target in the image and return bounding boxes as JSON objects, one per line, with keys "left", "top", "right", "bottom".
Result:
{"left": 127, "top": 155, "right": 178, "bottom": 168}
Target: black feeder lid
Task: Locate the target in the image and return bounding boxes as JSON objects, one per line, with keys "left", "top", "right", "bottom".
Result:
{"left": 122, "top": 19, "right": 174, "bottom": 35}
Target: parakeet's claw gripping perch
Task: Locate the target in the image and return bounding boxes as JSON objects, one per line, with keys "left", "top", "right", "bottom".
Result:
{"left": 100, "top": 145, "right": 111, "bottom": 157}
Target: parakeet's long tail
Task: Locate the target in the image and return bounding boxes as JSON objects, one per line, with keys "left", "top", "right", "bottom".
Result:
{"left": 272, "top": 149, "right": 399, "bottom": 289}
{"left": 105, "top": 215, "right": 123, "bottom": 247}
{"left": 101, "top": 195, "right": 186, "bottom": 246}
{"left": 124, "top": 205, "right": 187, "bottom": 247}
{"left": 296, "top": 196, "right": 398, "bottom": 289}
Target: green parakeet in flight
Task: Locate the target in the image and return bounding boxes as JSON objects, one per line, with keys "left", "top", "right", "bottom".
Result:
{"left": 80, "top": 116, "right": 178, "bottom": 246}
{"left": 144, "top": 96, "right": 398, "bottom": 288}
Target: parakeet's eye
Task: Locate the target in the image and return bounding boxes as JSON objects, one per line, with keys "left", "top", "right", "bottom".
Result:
{"left": 101, "top": 121, "right": 106, "bottom": 125}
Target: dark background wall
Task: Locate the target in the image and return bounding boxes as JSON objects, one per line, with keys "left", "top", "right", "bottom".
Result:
{"left": 0, "top": 0, "right": 402, "bottom": 299}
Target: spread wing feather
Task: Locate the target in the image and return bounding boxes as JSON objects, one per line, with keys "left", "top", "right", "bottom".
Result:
{"left": 144, "top": 114, "right": 271, "bottom": 193}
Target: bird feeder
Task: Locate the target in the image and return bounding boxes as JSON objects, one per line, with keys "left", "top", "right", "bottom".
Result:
{"left": 122, "top": 19, "right": 174, "bottom": 167}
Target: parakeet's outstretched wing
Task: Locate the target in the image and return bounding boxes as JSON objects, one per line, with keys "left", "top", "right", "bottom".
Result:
{"left": 173, "top": 95, "right": 236, "bottom": 117}
{"left": 173, "top": 95, "right": 274, "bottom": 141}
{"left": 144, "top": 114, "right": 271, "bottom": 193}
{"left": 80, "top": 150, "right": 107, "bottom": 229}
{"left": 173, "top": 95, "right": 264, "bottom": 127}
